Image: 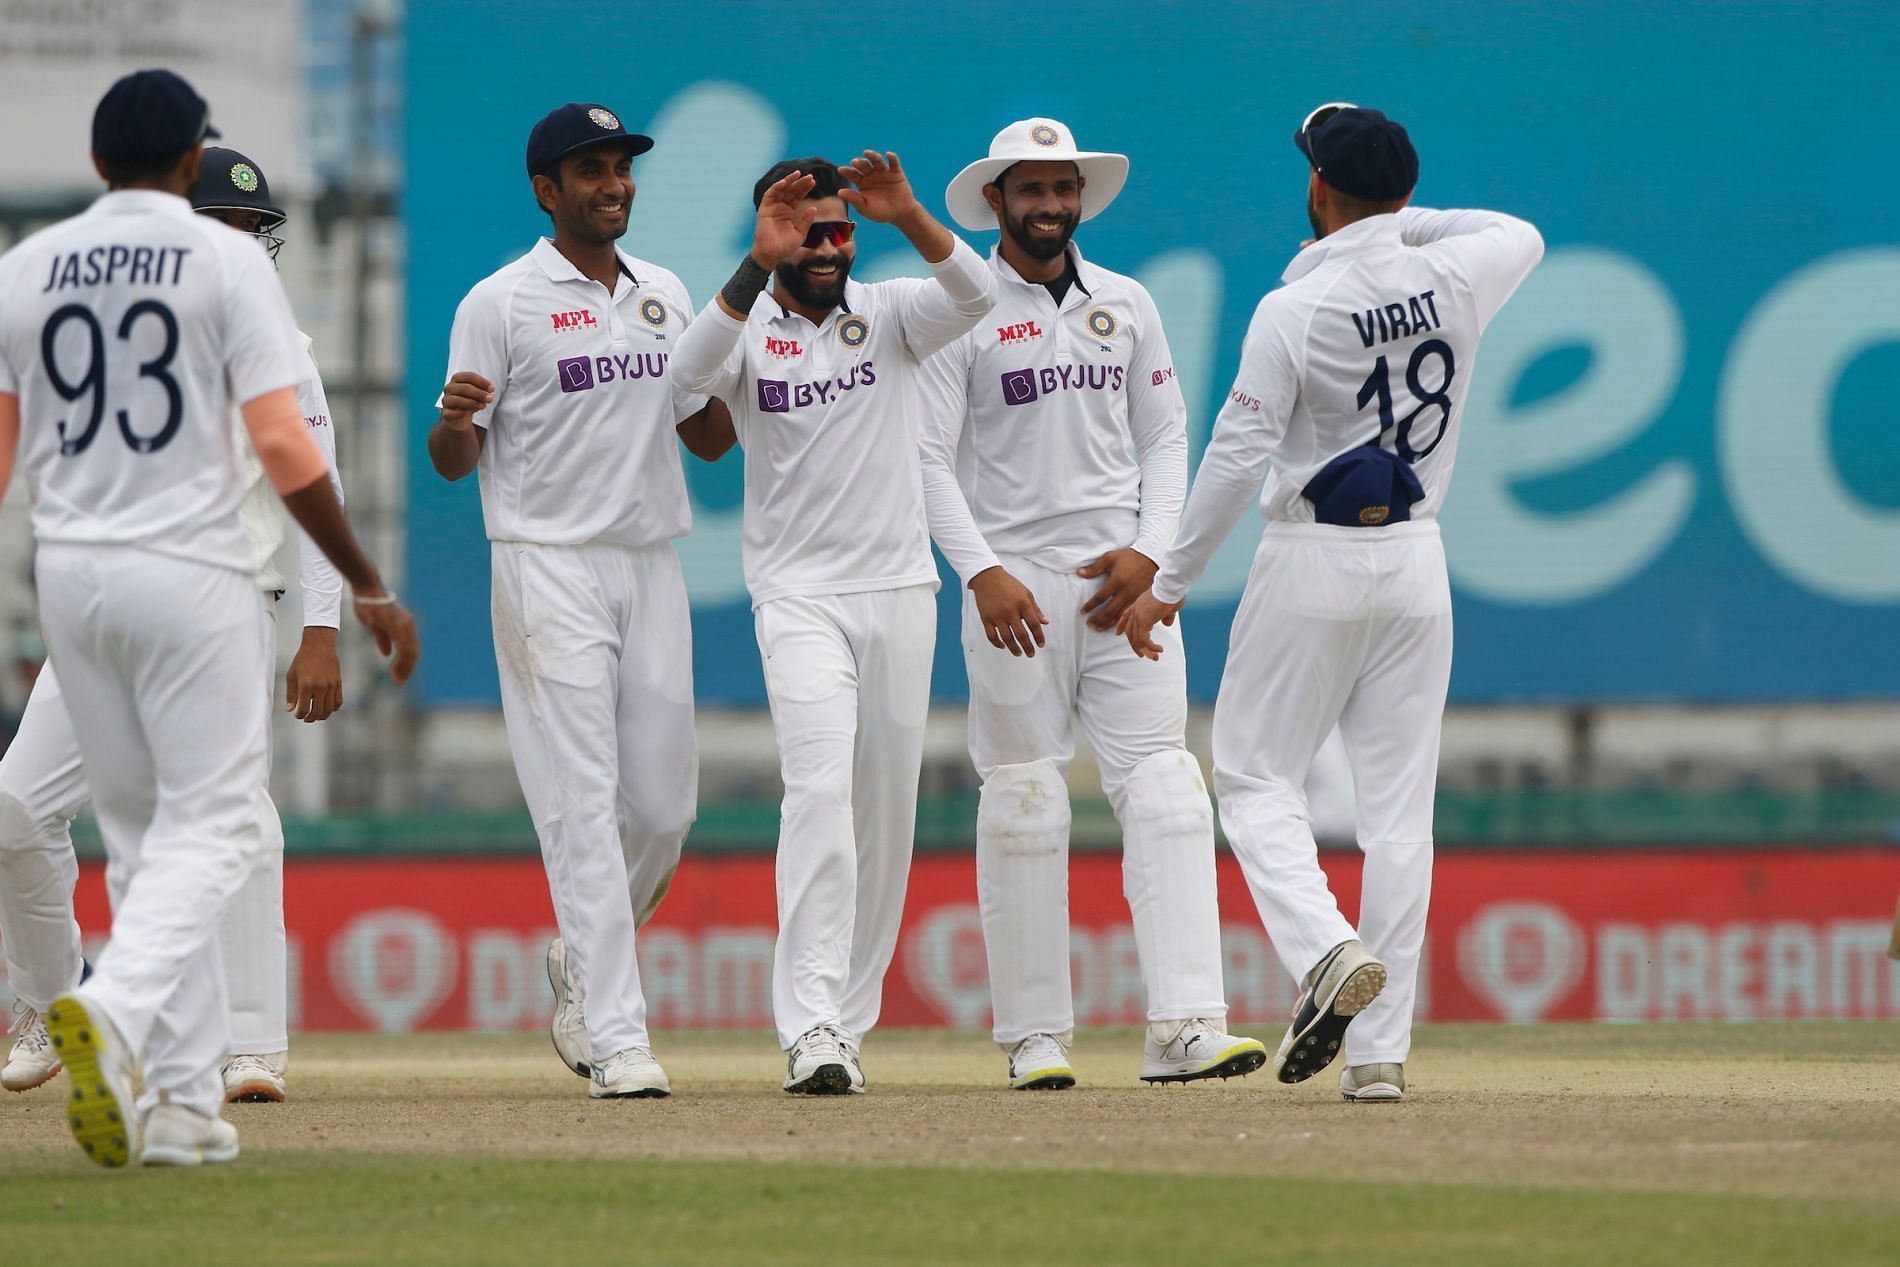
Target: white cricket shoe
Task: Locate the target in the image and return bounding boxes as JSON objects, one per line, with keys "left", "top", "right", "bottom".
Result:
{"left": 140, "top": 1103, "right": 240, "bottom": 1166}
{"left": 4, "top": 1003, "right": 61, "bottom": 1092}
{"left": 1273, "top": 939, "right": 1387, "bottom": 1085}
{"left": 1140, "top": 1019, "right": 1268, "bottom": 1083}
{"left": 546, "top": 937, "right": 592, "bottom": 1078}
{"left": 837, "top": 1031, "right": 867, "bottom": 1094}
{"left": 222, "top": 1052, "right": 287, "bottom": 1103}
{"left": 45, "top": 991, "right": 138, "bottom": 1167}
{"left": 589, "top": 1046, "right": 670, "bottom": 1099}
{"left": 1007, "top": 1033, "right": 1076, "bottom": 1090}
{"left": 1339, "top": 1062, "right": 1406, "bottom": 1102}
{"left": 782, "top": 1024, "right": 859, "bottom": 1095}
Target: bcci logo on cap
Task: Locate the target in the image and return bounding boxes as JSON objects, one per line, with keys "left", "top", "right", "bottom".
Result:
{"left": 639, "top": 297, "right": 667, "bottom": 328}
{"left": 838, "top": 315, "right": 869, "bottom": 349}
{"left": 588, "top": 107, "right": 620, "bottom": 130}
{"left": 230, "top": 163, "right": 259, "bottom": 193}
{"left": 557, "top": 356, "right": 595, "bottom": 393}
{"left": 1029, "top": 124, "right": 1059, "bottom": 147}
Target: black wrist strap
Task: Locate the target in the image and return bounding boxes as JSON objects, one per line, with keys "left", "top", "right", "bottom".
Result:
{"left": 721, "top": 255, "right": 772, "bottom": 314}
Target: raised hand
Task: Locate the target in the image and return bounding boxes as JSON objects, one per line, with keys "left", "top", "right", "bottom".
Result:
{"left": 752, "top": 169, "right": 819, "bottom": 268}
{"left": 839, "top": 150, "right": 920, "bottom": 225}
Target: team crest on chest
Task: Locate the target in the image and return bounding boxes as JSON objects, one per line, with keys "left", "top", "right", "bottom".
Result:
{"left": 1085, "top": 307, "right": 1119, "bottom": 340}
{"left": 229, "top": 163, "right": 259, "bottom": 193}
{"left": 639, "top": 296, "right": 667, "bottom": 328}
{"left": 837, "top": 315, "right": 870, "bottom": 348}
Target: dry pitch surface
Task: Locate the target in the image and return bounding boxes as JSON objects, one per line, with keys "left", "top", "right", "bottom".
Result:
{"left": 1, "top": 1023, "right": 1896, "bottom": 1265}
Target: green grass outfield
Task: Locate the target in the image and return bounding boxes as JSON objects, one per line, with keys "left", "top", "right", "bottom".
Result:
{"left": 2, "top": 1023, "right": 1896, "bottom": 1265}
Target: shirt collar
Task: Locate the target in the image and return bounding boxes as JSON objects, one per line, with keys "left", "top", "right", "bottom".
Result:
{"left": 989, "top": 241, "right": 1095, "bottom": 299}
{"left": 530, "top": 237, "right": 642, "bottom": 288}
{"left": 1280, "top": 212, "right": 1402, "bottom": 284}
{"left": 94, "top": 189, "right": 193, "bottom": 217}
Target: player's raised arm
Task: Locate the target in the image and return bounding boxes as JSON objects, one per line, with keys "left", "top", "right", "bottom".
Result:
{"left": 841, "top": 150, "right": 994, "bottom": 359}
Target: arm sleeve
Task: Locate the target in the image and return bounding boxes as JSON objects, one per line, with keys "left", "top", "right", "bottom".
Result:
{"left": 670, "top": 299, "right": 748, "bottom": 399}
{"left": 914, "top": 337, "right": 999, "bottom": 585}
{"left": 1397, "top": 206, "right": 1546, "bottom": 329}
{"left": 1151, "top": 298, "right": 1302, "bottom": 605}
{"left": 292, "top": 361, "right": 345, "bottom": 628}
{"left": 222, "top": 245, "right": 306, "bottom": 405}
{"left": 438, "top": 283, "right": 512, "bottom": 428}
{"left": 1123, "top": 286, "right": 1190, "bottom": 567}
{"left": 891, "top": 237, "right": 996, "bottom": 362}
{"left": 665, "top": 277, "right": 713, "bottom": 424}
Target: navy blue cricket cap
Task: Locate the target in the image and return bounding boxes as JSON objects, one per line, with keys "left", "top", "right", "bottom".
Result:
{"left": 525, "top": 103, "right": 653, "bottom": 179}
{"left": 1293, "top": 106, "right": 1418, "bottom": 202}
{"left": 92, "top": 68, "right": 220, "bottom": 164}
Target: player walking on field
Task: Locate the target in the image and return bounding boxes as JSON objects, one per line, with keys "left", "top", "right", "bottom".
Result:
{"left": 0, "top": 145, "right": 347, "bottom": 1107}
{"left": 671, "top": 152, "right": 994, "bottom": 1094}
{"left": 1120, "top": 105, "right": 1542, "bottom": 1100}
{"left": 918, "top": 119, "right": 1266, "bottom": 1089}
{"left": 429, "top": 102, "right": 734, "bottom": 1100}
{"left": 0, "top": 69, "right": 416, "bottom": 1167}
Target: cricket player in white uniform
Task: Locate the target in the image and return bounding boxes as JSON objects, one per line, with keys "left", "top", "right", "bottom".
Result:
{"left": 671, "top": 153, "right": 994, "bottom": 1094}
{"left": 0, "top": 68, "right": 416, "bottom": 1167}
{"left": 0, "top": 146, "right": 345, "bottom": 1106}
{"left": 429, "top": 102, "right": 733, "bottom": 1100}
{"left": 918, "top": 119, "right": 1265, "bottom": 1089}
{"left": 1122, "top": 105, "right": 1542, "bottom": 1100}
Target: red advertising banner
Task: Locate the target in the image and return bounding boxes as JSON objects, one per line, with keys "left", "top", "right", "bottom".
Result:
{"left": 20, "top": 848, "right": 1900, "bottom": 1032}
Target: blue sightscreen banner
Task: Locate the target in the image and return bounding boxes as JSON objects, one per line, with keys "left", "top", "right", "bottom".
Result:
{"left": 405, "top": 1, "right": 1900, "bottom": 705}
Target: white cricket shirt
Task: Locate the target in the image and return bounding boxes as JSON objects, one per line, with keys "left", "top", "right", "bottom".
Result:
{"left": 1153, "top": 207, "right": 1544, "bottom": 603}
{"left": 670, "top": 237, "right": 995, "bottom": 607}
{"left": 238, "top": 331, "right": 345, "bottom": 624}
{"left": 0, "top": 189, "right": 308, "bottom": 574}
{"left": 917, "top": 244, "right": 1187, "bottom": 584}
{"left": 441, "top": 238, "right": 705, "bottom": 548}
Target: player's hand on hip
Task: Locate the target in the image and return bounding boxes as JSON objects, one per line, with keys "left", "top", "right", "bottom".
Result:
{"left": 970, "top": 566, "right": 1049, "bottom": 658}
{"left": 1117, "top": 589, "right": 1181, "bottom": 662}
{"left": 286, "top": 626, "right": 343, "bottom": 722}
{"left": 839, "top": 151, "right": 920, "bottom": 224}
{"left": 439, "top": 372, "right": 494, "bottom": 431}
{"left": 752, "top": 169, "right": 819, "bottom": 268}
{"left": 1078, "top": 548, "right": 1160, "bottom": 631}
{"left": 351, "top": 590, "right": 420, "bottom": 684}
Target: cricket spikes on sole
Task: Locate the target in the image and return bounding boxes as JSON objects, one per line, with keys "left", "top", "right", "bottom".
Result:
{"left": 222, "top": 1052, "right": 287, "bottom": 1103}
{"left": 4, "top": 1004, "right": 61, "bottom": 1092}
{"left": 1140, "top": 1019, "right": 1268, "bottom": 1084}
{"left": 46, "top": 992, "right": 138, "bottom": 1168}
{"left": 783, "top": 1025, "right": 858, "bottom": 1095}
{"left": 140, "top": 1103, "right": 240, "bottom": 1166}
{"left": 1340, "top": 1062, "right": 1406, "bottom": 1102}
{"left": 1007, "top": 1033, "right": 1076, "bottom": 1090}
{"left": 546, "top": 937, "right": 592, "bottom": 1079}
{"left": 1273, "top": 939, "right": 1387, "bottom": 1085}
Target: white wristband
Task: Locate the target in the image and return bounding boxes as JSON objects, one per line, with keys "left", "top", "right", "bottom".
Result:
{"left": 353, "top": 589, "right": 399, "bottom": 607}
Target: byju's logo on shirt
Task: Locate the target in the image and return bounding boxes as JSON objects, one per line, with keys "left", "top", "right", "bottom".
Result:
{"left": 756, "top": 362, "right": 878, "bottom": 413}
{"left": 557, "top": 353, "right": 669, "bottom": 394}
{"left": 1000, "top": 363, "right": 1126, "bottom": 406}
{"left": 550, "top": 309, "right": 596, "bottom": 332}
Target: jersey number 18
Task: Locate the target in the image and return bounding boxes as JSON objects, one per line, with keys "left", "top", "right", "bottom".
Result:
{"left": 1357, "top": 337, "right": 1455, "bottom": 463}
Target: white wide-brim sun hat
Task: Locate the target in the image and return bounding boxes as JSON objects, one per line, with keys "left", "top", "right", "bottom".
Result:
{"left": 944, "top": 118, "right": 1130, "bottom": 232}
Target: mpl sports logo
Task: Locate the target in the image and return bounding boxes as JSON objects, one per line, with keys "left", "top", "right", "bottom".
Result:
{"left": 557, "top": 352, "right": 669, "bottom": 394}
{"left": 764, "top": 336, "right": 803, "bottom": 359}
{"left": 550, "top": 309, "right": 596, "bottom": 332}
{"left": 999, "top": 362, "right": 1126, "bottom": 406}
{"left": 996, "top": 321, "right": 1043, "bottom": 346}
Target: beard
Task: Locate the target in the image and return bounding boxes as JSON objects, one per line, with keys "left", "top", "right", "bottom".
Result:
{"left": 1307, "top": 193, "right": 1327, "bottom": 241}
{"left": 775, "top": 254, "right": 852, "bottom": 310}
{"left": 1002, "top": 202, "right": 1078, "bottom": 261}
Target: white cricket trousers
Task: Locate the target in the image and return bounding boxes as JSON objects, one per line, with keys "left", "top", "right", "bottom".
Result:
{"left": 33, "top": 544, "right": 274, "bottom": 1116}
{"left": 491, "top": 540, "right": 698, "bottom": 1059}
{"left": 0, "top": 618, "right": 287, "bottom": 1053}
{"left": 964, "top": 553, "right": 1226, "bottom": 1045}
{"left": 1212, "top": 522, "right": 1451, "bottom": 1065}
{"left": 756, "top": 585, "right": 934, "bottom": 1050}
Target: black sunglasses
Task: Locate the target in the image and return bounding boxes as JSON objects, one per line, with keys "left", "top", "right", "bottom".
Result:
{"left": 803, "top": 220, "right": 855, "bottom": 249}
